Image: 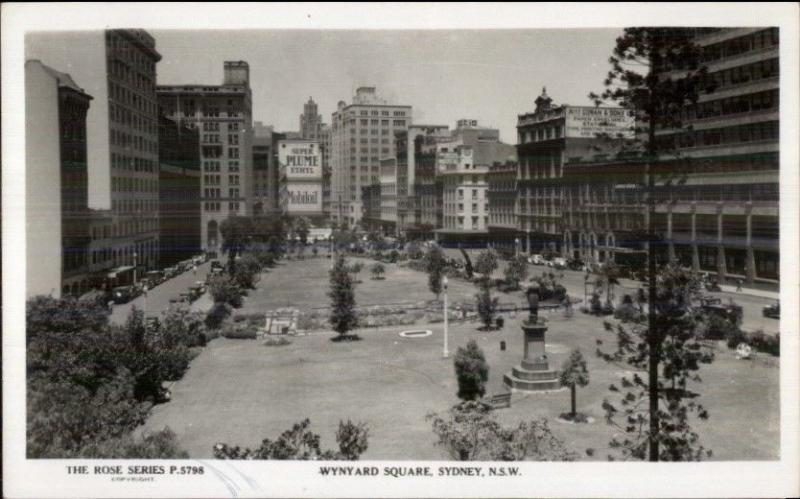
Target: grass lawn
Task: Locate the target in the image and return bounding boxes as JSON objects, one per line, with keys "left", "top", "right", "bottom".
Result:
{"left": 142, "top": 257, "right": 780, "bottom": 461}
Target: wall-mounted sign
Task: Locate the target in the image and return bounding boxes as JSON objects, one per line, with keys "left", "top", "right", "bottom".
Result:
{"left": 278, "top": 140, "right": 322, "bottom": 180}
{"left": 565, "top": 107, "right": 635, "bottom": 139}
{"left": 286, "top": 183, "right": 322, "bottom": 214}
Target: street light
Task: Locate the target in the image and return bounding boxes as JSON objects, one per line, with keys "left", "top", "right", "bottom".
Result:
{"left": 442, "top": 276, "right": 449, "bottom": 358}
{"left": 133, "top": 251, "right": 138, "bottom": 286}
{"left": 515, "top": 238, "right": 520, "bottom": 258}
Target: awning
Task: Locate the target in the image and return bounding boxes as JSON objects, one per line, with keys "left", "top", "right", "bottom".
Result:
{"left": 107, "top": 265, "right": 134, "bottom": 278}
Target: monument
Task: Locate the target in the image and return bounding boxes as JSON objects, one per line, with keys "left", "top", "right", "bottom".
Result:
{"left": 503, "top": 288, "right": 561, "bottom": 391}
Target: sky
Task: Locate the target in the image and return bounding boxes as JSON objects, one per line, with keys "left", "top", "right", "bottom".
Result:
{"left": 151, "top": 29, "right": 623, "bottom": 143}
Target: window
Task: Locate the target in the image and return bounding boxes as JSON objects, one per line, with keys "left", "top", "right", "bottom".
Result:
{"left": 393, "top": 120, "right": 406, "bottom": 126}
{"left": 229, "top": 147, "right": 239, "bottom": 158}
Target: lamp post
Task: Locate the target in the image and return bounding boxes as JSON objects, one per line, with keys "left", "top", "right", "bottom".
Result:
{"left": 442, "top": 276, "right": 449, "bottom": 358}
{"left": 133, "top": 251, "right": 138, "bottom": 286}
{"left": 515, "top": 237, "right": 520, "bottom": 258}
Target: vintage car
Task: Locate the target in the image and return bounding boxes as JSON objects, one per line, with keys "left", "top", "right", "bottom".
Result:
{"left": 527, "top": 254, "right": 545, "bottom": 265}
{"left": 111, "top": 285, "right": 138, "bottom": 304}
{"left": 762, "top": 302, "right": 780, "bottom": 319}
{"left": 699, "top": 296, "right": 743, "bottom": 325}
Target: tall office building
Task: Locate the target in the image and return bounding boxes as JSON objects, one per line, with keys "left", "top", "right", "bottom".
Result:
{"left": 319, "top": 124, "right": 332, "bottom": 218}
{"left": 652, "top": 27, "right": 780, "bottom": 285}
{"left": 157, "top": 61, "right": 254, "bottom": 254}
{"left": 25, "top": 60, "right": 93, "bottom": 297}
{"left": 330, "top": 87, "right": 411, "bottom": 227}
{"left": 252, "top": 121, "right": 278, "bottom": 215}
{"left": 300, "top": 97, "right": 323, "bottom": 141}
{"left": 105, "top": 30, "right": 162, "bottom": 273}
{"left": 25, "top": 29, "right": 162, "bottom": 280}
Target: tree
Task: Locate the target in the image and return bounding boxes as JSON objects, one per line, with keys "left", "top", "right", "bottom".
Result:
{"left": 559, "top": 349, "right": 590, "bottom": 420}
{"left": 475, "top": 285, "right": 499, "bottom": 331}
{"left": 454, "top": 340, "right": 489, "bottom": 401}
{"left": 504, "top": 255, "right": 529, "bottom": 289}
{"left": 294, "top": 216, "right": 311, "bottom": 245}
{"left": 208, "top": 274, "right": 243, "bottom": 308}
{"left": 427, "top": 401, "right": 576, "bottom": 461}
{"left": 328, "top": 255, "right": 358, "bottom": 338}
{"left": 591, "top": 28, "right": 711, "bottom": 462}
{"left": 220, "top": 216, "right": 254, "bottom": 273}
{"left": 474, "top": 249, "right": 499, "bottom": 280}
{"left": 600, "top": 261, "right": 621, "bottom": 308}
{"left": 370, "top": 262, "right": 385, "bottom": 280}
{"left": 213, "top": 418, "right": 369, "bottom": 460}
{"left": 597, "top": 264, "right": 714, "bottom": 461}
{"left": 425, "top": 245, "right": 447, "bottom": 300}
{"left": 233, "top": 253, "right": 262, "bottom": 289}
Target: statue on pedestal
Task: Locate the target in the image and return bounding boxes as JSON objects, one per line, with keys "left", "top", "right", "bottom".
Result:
{"left": 525, "top": 287, "right": 540, "bottom": 323}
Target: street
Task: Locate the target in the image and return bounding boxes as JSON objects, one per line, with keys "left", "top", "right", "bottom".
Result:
{"left": 109, "top": 261, "right": 214, "bottom": 325}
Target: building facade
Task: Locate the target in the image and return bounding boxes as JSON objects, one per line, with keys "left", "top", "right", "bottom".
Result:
{"left": 158, "top": 116, "right": 201, "bottom": 268}
{"left": 436, "top": 121, "right": 517, "bottom": 245}
{"left": 25, "top": 60, "right": 93, "bottom": 297}
{"left": 652, "top": 27, "right": 780, "bottom": 285}
{"left": 105, "top": 29, "right": 162, "bottom": 275}
{"left": 330, "top": 87, "right": 411, "bottom": 227}
{"left": 252, "top": 122, "right": 279, "bottom": 215}
{"left": 487, "top": 160, "right": 519, "bottom": 256}
{"left": 157, "top": 61, "right": 254, "bottom": 253}
{"left": 300, "top": 97, "right": 323, "bottom": 141}
{"left": 319, "top": 124, "right": 332, "bottom": 219}
{"left": 516, "top": 88, "right": 635, "bottom": 255}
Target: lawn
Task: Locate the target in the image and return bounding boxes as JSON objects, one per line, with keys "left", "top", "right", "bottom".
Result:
{"left": 141, "top": 257, "right": 780, "bottom": 461}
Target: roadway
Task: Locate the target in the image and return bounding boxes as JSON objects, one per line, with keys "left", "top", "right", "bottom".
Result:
{"left": 109, "top": 261, "right": 214, "bottom": 325}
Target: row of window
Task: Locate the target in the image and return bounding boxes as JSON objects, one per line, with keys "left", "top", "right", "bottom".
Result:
{"left": 108, "top": 56, "right": 155, "bottom": 96}
{"left": 110, "top": 102, "right": 157, "bottom": 136}
{"left": 356, "top": 110, "right": 406, "bottom": 117}
{"left": 112, "top": 176, "right": 157, "bottom": 193}
{"left": 109, "top": 81, "right": 157, "bottom": 119}
{"left": 107, "top": 32, "right": 157, "bottom": 74}
{"left": 111, "top": 197, "right": 158, "bottom": 215}
{"left": 111, "top": 153, "right": 156, "bottom": 173}
{"left": 519, "top": 125, "right": 563, "bottom": 144}
{"left": 110, "top": 128, "right": 157, "bottom": 155}
{"left": 688, "top": 89, "right": 778, "bottom": 121}
{"left": 701, "top": 28, "right": 779, "bottom": 64}
{"left": 702, "top": 58, "right": 779, "bottom": 93}
{"left": 203, "top": 202, "right": 240, "bottom": 212}
{"left": 202, "top": 174, "right": 239, "bottom": 186}
{"left": 658, "top": 120, "right": 779, "bottom": 149}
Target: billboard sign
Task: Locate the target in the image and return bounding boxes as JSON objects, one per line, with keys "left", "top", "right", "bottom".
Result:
{"left": 278, "top": 140, "right": 321, "bottom": 180}
{"left": 565, "top": 107, "right": 635, "bottom": 139}
{"left": 286, "top": 183, "right": 322, "bottom": 214}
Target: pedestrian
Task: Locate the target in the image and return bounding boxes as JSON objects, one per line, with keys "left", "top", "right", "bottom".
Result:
{"left": 193, "top": 264, "right": 197, "bottom": 276}
{"left": 736, "top": 278, "right": 743, "bottom": 292}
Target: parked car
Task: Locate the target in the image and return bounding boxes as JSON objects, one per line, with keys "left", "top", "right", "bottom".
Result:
{"left": 187, "top": 285, "right": 204, "bottom": 301}
{"left": 566, "top": 257, "right": 584, "bottom": 271}
{"left": 551, "top": 257, "right": 567, "bottom": 270}
{"left": 111, "top": 285, "right": 136, "bottom": 304}
{"left": 762, "top": 302, "right": 780, "bottom": 319}
{"left": 527, "top": 254, "right": 545, "bottom": 265}
{"left": 145, "top": 270, "right": 165, "bottom": 288}
{"left": 699, "top": 296, "right": 743, "bottom": 325}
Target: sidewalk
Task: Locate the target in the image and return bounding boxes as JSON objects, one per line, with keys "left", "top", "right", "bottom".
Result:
{"left": 719, "top": 284, "right": 780, "bottom": 301}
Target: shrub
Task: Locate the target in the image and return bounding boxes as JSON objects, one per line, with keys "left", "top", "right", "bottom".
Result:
{"left": 454, "top": 340, "right": 489, "bottom": 401}
{"left": 474, "top": 249, "right": 499, "bottom": 279}
{"left": 475, "top": 286, "right": 499, "bottom": 330}
{"left": 503, "top": 255, "right": 529, "bottom": 289}
{"left": 704, "top": 314, "right": 740, "bottom": 341}
{"left": 208, "top": 274, "right": 243, "bottom": 308}
{"left": 745, "top": 330, "right": 780, "bottom": 357}
{"left": 75, "top": 428, "right": 189, "bottom": 459}
{"left": 329, "top": 255, "right": 358, "bottom": 338}
{"left": 205, "top": 302, "right": 232, "bottom": 330}
{"left": 263, "top": 336, "right": 292, "bottom": 347}
{"left": 388, "top": 249, "right": 399, "bottom": 263}
{"left": 213, "top": 418, "right": 369, "bottom": 460}
{"left": 614, "top": 302, "right": 641, "bottom": 323}
{"left": 370, "top": 262, "right": 385, "bottom": 280}
{"left": 222, "top": 322, "right": 258, "bottom": 339}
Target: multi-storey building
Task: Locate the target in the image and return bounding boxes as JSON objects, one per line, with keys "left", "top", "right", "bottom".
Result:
{"left": 26, "top": 29, "right": 162, "bottom": 280}
{"left": 252, "top": 122, "right": 278, "bottom": 215}
{"left": 105, "top": 30, "right": 162, "bottom": 274}
{"left": 300, "top": 97, "right": 323, "bottom": 141}
{"left": 396, "top": 125, "right": 451, "bottom": 239}
{"left": 436, "top": 121, "right": 517, "bottom": 246}
{"left": 516, "top": 88, "right": 635, "bottom": 255}
{"left": 652, "top": 27, "right": 780, "bottom": 285}
{"left": 360, "top": 183, "right": 383, "bottom": 232}
{"left": 319, "top": 124, "right": 332, "bottom": 218}
{"left": 330, "top": 87, "right": 411, "bottom": 227}
{"left": 487, "top": 160, "right": 520, "bottom": 256}
{"left": 25, "top": 60, "right": 93, "bottom": 297}
{"left": 157, "top": 61, "right": 254, "bottom": 253}
{"left": 378, "top": 157, "right": 398, "bottom": 235}
{"left": 158, "top": 115, "right": 201, "bottom": 268}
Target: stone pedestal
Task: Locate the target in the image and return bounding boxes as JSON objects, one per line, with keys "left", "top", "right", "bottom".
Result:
{"left": 503, "top": 320, "right": 560, "bottom": 391}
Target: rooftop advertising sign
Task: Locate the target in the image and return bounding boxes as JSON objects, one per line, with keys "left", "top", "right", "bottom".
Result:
{"left": 565, "top": 107, "right": 635, "bottom": 139}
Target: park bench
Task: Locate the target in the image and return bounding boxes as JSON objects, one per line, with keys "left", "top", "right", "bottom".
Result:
{"left": 484, "top": 392, "right": 512, "bottom": 409}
